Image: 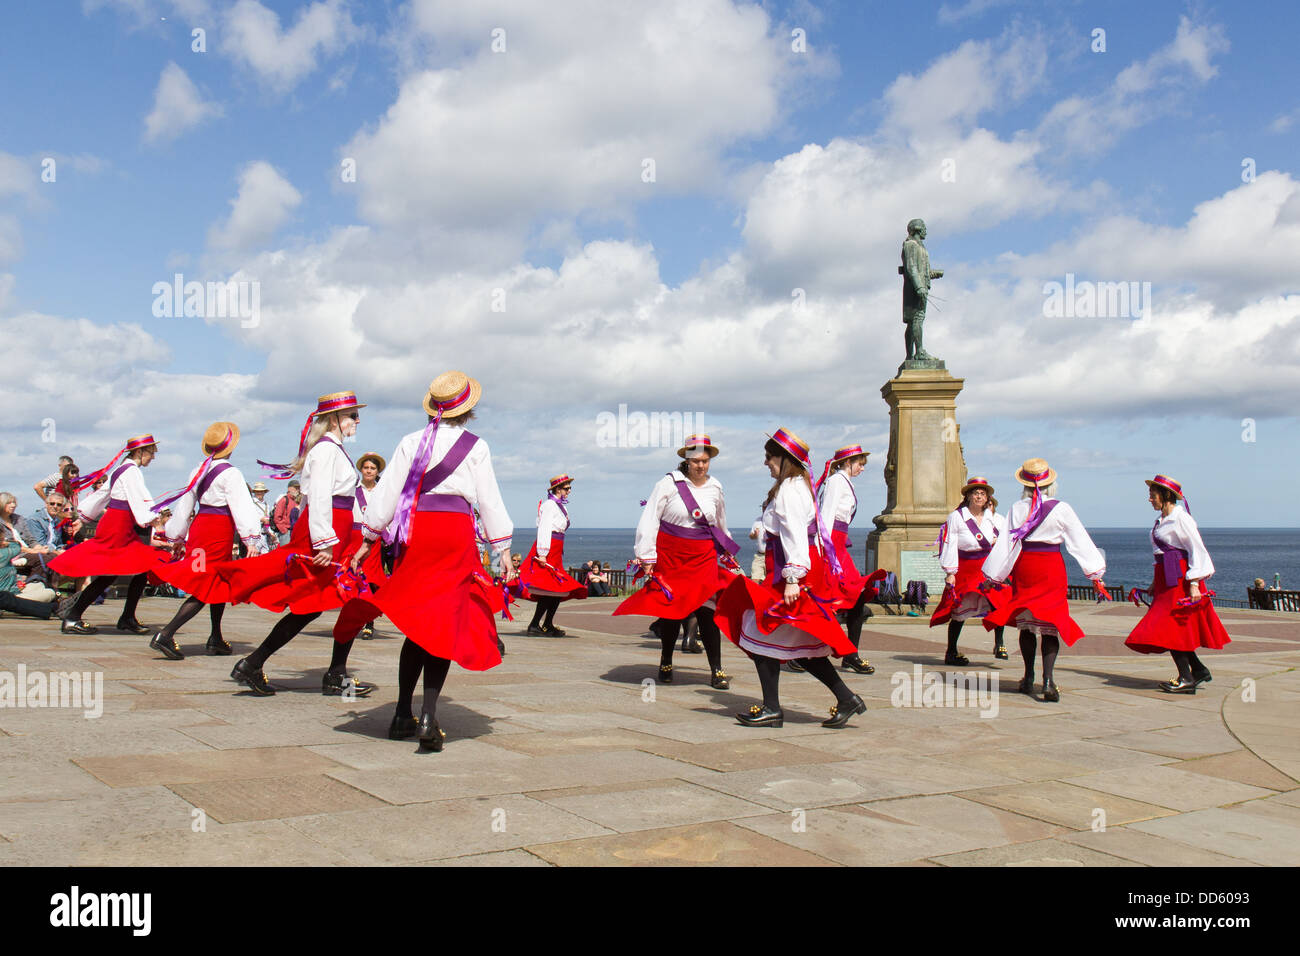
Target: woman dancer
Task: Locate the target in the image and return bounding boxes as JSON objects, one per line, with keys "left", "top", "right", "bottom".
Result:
{"left": 519, "top": 475, "right": 587, "bottom": 636}
{"left": 816, "top": 444, "right": 885, "bottom": 674}
{"left": 49, "top": 435, "right": 169, "bottom": 634}
{"left": 350, "top": 371, "right": 515, "bottom": 751}
{"left": 148, "top": 422, "right": 267, "bottom": 659}
{"left": 981, "top": 458, "right": 1107, "bottom": 702}
{"left": 930, "top": 477, "right": 1009, "bottom": 663}
{"left": 220, "top": 392, "right": 377, "bottom": 698}
{"left": 716, "top": 428, "right": 866, "bottom": 728}
{"left": 1125, "top": 475, "right": 1230, "bottom": 693}
{"left": 351, "top": 452, "right": 386, "bottom": 640}
{"left": 614, "top": 434, "right": 740, "bottom": 688}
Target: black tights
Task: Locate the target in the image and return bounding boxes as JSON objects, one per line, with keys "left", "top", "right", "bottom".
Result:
{"left": 842, "top": 589, "right": 872, "bottom": 659}
{"left": 946, "top": 619, "right": 1006, "bottom": 655}
{"left": 395, "top": 638, "right": 452, "bottom": 719}
{"left": 753, "top": 653, "right": 856, "bottom": 710}
{"left": 655, "top": 608, "right": 723, "bottom": 672}
{"left": 246, "top": 611, "right": 322, "bottom": 670}
{"left": 66, "top": 573, "right": 147, "bottom": 623}
{"left": 1018, "top": 629, "right": 1060, "bottom": 684}
{"left": 1171, "top": 650, "right": 1209, "bottom": 680}
{"left": 528, "top": 596, "right": 561, "bottom": 629}
{"left": 158, "top": 597, "right": 226, "bottom": 642}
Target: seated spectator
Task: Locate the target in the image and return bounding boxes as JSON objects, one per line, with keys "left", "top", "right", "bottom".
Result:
{"left": 586, "top": 560, "right": 611, "bottom": 597}
{"left": 0, "top": 530, "right": 56, "bottom": 619}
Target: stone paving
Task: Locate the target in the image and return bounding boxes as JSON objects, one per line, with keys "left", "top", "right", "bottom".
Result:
{"left": 1, "top": 596, "right": 1297, "bottom": 866}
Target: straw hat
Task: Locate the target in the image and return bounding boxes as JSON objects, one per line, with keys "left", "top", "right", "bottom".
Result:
{"left": 549, "top": 474, "right": 574, "bottom": 491}
{"left": 357, "top": 452, "right": 386, "bottom": 473}
{"left": 961, "top": 476, "right": 994, "bottom": 497}
{"left": 1144, "top": 474, "right": 1184, "bottom": 499}
{"left": 423, "top": 370, "right": 481, "bottom": 418}
{"left": 767, "top": 427, "right": 812, "bottom": 471}
{"left": 677, "top": 433, "right": 719, "bottom": 459}
{"left": 312, "top": 391, "right": 366, "bottom": 417}
{"left": 251, "top": 481, "right": 268, "bottom": 492}
{"left": 201, "top": 422, "right": 240, "bottom": 459}
{"left": 829, "top": 444, "right": 868, "bottom": 465}
{"left": 1015, "top": 458, "right": 1057, "bottom": 487}
{"left": 125, "top": 434, "right": 158, "bottom": 452}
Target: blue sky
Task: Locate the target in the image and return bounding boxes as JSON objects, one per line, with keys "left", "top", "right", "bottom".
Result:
{"left": 3, "top": 0, "right": 1298, "bottom": 533}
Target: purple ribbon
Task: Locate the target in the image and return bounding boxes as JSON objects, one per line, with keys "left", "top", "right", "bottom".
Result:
{"left": 391, "top": 413, "right": 444, "bottom": 553}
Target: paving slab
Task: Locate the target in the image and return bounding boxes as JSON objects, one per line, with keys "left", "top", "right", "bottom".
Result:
{"left": 960, "top": 780, "right": 1178, "bottom": 830}
{"left": 531, "top": 779, "right": 774, "bottom": 832}
{"left": 74, "top": 747, "right": 346, "bottom": 788}
{"left": 931, "top": 837, "right": 1143, "bottom": 867}
{"left": 528, "top": 820, "right": 838, "bottom": 866}
{"left": 1175, "top": 750, "right": 1299, "bottom": 791}
{"left": 1129, "top": 807, "right": 1300, "bottom": 866}
{"left": 1066, "top": 765, "right": 1274, "bottom": 812}
{"left": 168, "top": 773, "right": 389, "bottom": 823}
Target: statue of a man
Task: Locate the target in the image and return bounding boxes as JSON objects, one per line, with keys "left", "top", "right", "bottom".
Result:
{"left": 900, "top": 218, "right": 943, "bottom": 362}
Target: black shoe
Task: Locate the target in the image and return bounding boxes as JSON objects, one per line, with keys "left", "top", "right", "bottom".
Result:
{"left": 149, "top": 632, "right": 184, "bottom": 660}
{"left": 359, "top": 623, "right": 374, "bottom": 640}
{"left": 823, "top": 694, "right": 867, "bottom": 728}
{"left": 230, "top": 658, "right": 275, "bottom": 696}
{"left": 206, "top": 635, "right": 232, "bottom": 656}
{"left": 322, "top": 671, "right": 377, "bottom": 698}
{"left": 1160, "top": 677, "right": 1197, "bottom": 694}
{"left": 1043, "top": 680, "right": 1060, "bottom": 702}
{"left": 116, "top": 617, "right": 150, "bottom": 635}
{"left": 418, "top": 713, "right": 445, "bottom": 752}
{"left": 736, "top": 704, "right": 783, "bottom": 727}
{"left": 388, "top": 714, "right": 419, "bottom": 740}
{"left": 543, "top": 624, "right": 567, "bottom": 637}
{"left": 497, "top": 638, "right": 506, "bottom": 657}
{"left": 842, "top": 655, "right": 875, "bottom": 674}
{"left": 994, "top": 645, "right": 1009, "bottom": 660}
{"left": 710, "top": 669, "right": 731, "bottom": 690}
{"left": 787, "top": 659, "right": 806, "bottom": 673}
{"left": 60, "top": 619, "right": 98, "bottom": 635}
{"left": 1191, "top": 670, "right": 1212, "bottom": 688}
{"left": 657, "top": 664, "right": 674, "bottom": 684}
{"left": 1017, "top": 677, "right": 1035, "bottom": 695}
{"left": 686, "top": 637, "right": 703, "bottom": 654}
{"left": 944, "top": 651, "right": 971, "bottom": 667}
{"left": 525, "top": 625, "right": 547, "bottom": 636}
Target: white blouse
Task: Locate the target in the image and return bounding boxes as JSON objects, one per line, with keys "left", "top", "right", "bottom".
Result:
{"left": 634, "top": 473, "right": 729, "bottom": 563}
{"left": 1152, "top": 505, "right": 1214, "bottom": 581}
{"left": 982, "top": 497, "right": 1106, "bottom": 583}
{"left": 939, "top": 507, "right": 1008, "bottom": 573}
{"left": 301, "top": 434, "right": 359, "bottom": 551}
{"left": 817, "top": 470, "right": 857, "bottom": 525}
{"left": 161, "top": 463, "right": 266, "bottom": 550}
{"left": 758, "top": 477, "right": 818, "bottom": 583}
{"left": 77, "top": 460, "right": 155, "bottom": 527}
{"left": 536, "top": 497, "right": 570, "bottom": 558}
{"left": 360, "top": 424, "right": 513, "bottom": 556}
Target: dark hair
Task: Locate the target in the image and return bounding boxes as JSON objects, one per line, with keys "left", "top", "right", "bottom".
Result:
{"left": 762, "top": 438, "right": 813, "bottom": 509}
{"left": 56, "top": 462, "right": 81, "bottom": 499}
{"left": 1152, "top": 485, "right": 1178, "bottom": 506}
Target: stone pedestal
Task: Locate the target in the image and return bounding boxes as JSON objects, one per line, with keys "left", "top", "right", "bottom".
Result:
{"left": 865, "top": 368, "right": 966, "bottom": 592}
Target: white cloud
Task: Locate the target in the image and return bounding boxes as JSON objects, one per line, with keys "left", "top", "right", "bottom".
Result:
{"left": 206, "top": 161, "right": 303, "bottom": 256}
{"left": 142, "top": 62, "right": 222, "bottom": 143}
{"left": 220, "top": 0, "right": 360, "bottom": 91}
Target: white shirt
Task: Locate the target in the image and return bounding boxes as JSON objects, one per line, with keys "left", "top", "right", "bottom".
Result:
{"left": 759, "top": 477, "right": 818, "bottom": 583}
{"left": 536, "top": 497, "right": 570, "bottom": 558}
{"left": 77, "top": 460, "right": 155, "bottom": 527}
{"left": 360, "top": 423, "right": 513, "bottom": 556}
{"left": 1152, "top": 505, "right": 1214, "bottom": 581}
{"left": 634, "top": 473, "right": 729, "bottom": 563}
{"left": 301, "top": 434, "right": 358, "bottom": 551}
{"left": 939, "top": 506, "right": 1008, "bottom": 573}
{"left": 161, "top": 462, "right": 266, "bottom": 551}
{"left": 817, "top": 470, "right": 857, "bottom": 525}
{"left": 982, "top": 497, "right": 1105, "bottom": 583}
{"left": 354, "top": 480, "right": 382, "bottom": 523}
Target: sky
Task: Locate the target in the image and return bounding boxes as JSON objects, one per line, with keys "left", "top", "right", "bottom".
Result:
{"left": 2, "top": 0, "right": 1298, "bottom": 533}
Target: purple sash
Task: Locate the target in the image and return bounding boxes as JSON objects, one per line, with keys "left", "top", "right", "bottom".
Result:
{"left": 831, "top": 518, "right": 853, "bottom": 549}
{"left": 1157, "top": 548, "right": 1189, "bottom": 582}
{"left": 672, "top": 475, "right": 740, "bottom": 557}
{"left": 963, "top": 513, "right": 997, "bottom": 554}
{"left": 660, "top": 520, "right": 712, "bottom": 540}
{"left": 197, "top": 504, "right": 232, "bottom": 517}
{"left": 418, "top": 432, "right": 478, "bottom": 496}
{"left": 106, "top": 463, "right": 147, "bottom": 525}
{"left": 331, "top": 495, "right": 354, "bottom": 510}
{"left": 1011, "top": 499, "right": 1059, "bottom": 542}
{"left": 194, "top": 461, "right": 232, "bottom": 503}
{"left": 1021, "top": 541, "right": 1061, "bottom": 553}
{"left": 356, "top": 487, "right": 367, "bottom": 510}
{"left": 415, "top": 493, "right": 472, "bottom": 515}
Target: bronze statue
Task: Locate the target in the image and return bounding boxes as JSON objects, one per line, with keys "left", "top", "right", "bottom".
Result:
{"left": 900, "top": 218, "right": 943, "bottom": 365}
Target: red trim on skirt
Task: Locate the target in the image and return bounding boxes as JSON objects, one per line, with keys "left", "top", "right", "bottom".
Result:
{"left": 982, "top": 549, "right": 1085, "bottom": 645}
{"left": 153, "top": 512, "right": 238, "bottom": 603}
{"left": 929, "top": 553, "right": 988, "bottom": 627}
{"left": 1124, "top": 558, "right": 1231, "bottom": 654}
{"left": 47, "top": 507, "right": 169, "bottom": 578}
{"left": 352, "top": 510, "right": 502, "bottom": 670}
{"left": 613, "top": 530, "right": 735, "bottom": 620}
{"left": 519, "top": 538, "right": 587, "bottom": 600}
{"left": 715, "top": 549, "right": 856, "bottom": 657}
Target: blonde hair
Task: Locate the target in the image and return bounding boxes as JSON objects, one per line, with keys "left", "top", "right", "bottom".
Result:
{"left": 0, "top": 491, "right": 15, "bottom": 513}
{"left": 289, "top": 412, "right": 343, "bottom": 474}
{"left": 1021, "top": 481, "right": 1057, "bottom": 500}
{"left": 831, "top": 454, "right": 868, "bottom": 472}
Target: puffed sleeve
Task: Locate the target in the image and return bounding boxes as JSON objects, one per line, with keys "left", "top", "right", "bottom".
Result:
{"left": 224, "top": 467, "right": 268, "bottom": 549}
{"left": 536, "top": 499, "right": 557, "bottom": 558}
{"left": 939, "top": 510, "right": 962, "bottom": 573}
{"left": 303, "top": 443, "right": 339, "bottom": 551}
{"left": 77, "top": 484, "right": 110, "bottom": 522}
{"left": 634, "top": 475, "right": 673, "bottom": 562}
{"left": 1056, "top": 502, "right": 1106, "bottom": 580}
{"left": 161, "top": 466, "right": 200, "bottom": 543}
{"left": 981, "top": 502, "right": 1023, "bottom": 583}
{"left": 361, "top": 437, "right": 412, "bottom": 540}
{"left": 470, "top": 438, "right": 513, "bottom": 556}
{"left": 775, "top": 479, "right": 812, "bottom": 582}
{"left": 1172, "top": 508, "right": 1214, "bottom": 580}
{"left": 122, "top": 466, "right": 158, "bottom": 528}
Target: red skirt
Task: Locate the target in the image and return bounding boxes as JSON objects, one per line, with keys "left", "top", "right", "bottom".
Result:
{"left": 1125, "top": 559, "right": 1232, "bottom": 654}
{"left": 153, "top": 512, "right": 238, "bottom": 603}
{"left": 929, "top": 553, "right": 990, "bottom": 627}
{"left": 613, "top": 530, "right": 735, "bottom": 620}
{"left": 982, "top": 549, "right": 1084, "bottom": 645}
{"left": 519, "top": 537, "right": 587, "bottom": 601}
{"left": 826, "top": 528, "right": 886, "bottom": 609}
{"left": 47, "top": 507, "right": 169, "bottom": 578}
{"left": 353, "top": 510, "right": 502, "bottom": 670}
{"left": 715, "top": 548, "right": 856, "bottom": 657}
{"left": 214, "top": 505, "right": 361, "bottom": 615}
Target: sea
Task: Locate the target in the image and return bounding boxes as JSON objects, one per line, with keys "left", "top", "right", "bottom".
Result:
{"left": 552, "top": 528, "right": 1299, "bottom": 604}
